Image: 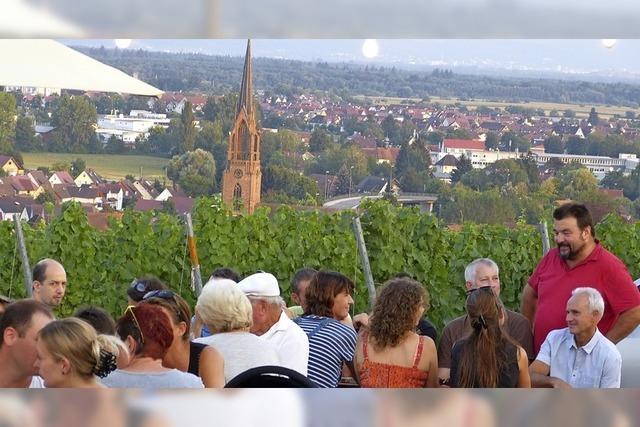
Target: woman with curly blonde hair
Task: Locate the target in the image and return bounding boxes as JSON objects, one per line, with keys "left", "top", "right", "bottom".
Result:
{"left": 355, "top": 277, "right": 438, "bottom": 388}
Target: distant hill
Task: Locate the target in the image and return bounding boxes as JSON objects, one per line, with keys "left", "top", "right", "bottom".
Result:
{"left": 76, "top": 46, "right": 640, "bottom": 108}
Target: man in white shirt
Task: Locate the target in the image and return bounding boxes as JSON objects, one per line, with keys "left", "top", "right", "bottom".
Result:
{"left": 238, "top": 272, "right": 309, "bottom": 376}
{"left": 0, "top": 299, "right": 54, "bottom": 388}
{"left": 530, "top": 287, "right": 622, "bottom": 388}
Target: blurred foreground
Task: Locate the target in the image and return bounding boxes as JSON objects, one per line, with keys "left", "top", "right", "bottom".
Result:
{"left": 1, "top": 389, "right": 637, "bottom": 427}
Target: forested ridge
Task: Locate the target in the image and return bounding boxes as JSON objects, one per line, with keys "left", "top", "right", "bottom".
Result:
{"left": 77, "top": 46, "right": 640, "bottom": 107}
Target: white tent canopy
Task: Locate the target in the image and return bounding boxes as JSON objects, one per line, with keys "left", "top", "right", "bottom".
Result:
{"left": 0, "top": 39, "right": 163, "bottom": 97}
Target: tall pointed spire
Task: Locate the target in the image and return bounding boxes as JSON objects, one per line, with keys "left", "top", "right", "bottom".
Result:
{"left": 237, "top": 39, "right": 253, "bottom": 116}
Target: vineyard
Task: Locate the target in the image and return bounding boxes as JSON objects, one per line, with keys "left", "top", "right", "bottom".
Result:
{"left": 1, "top": 198, "right": 638, "bottom": 331}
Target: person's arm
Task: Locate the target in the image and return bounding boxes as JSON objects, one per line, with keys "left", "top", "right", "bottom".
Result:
{"left": 520, "top": 284, "right": 538, "bottom": 328}
{"left": 599, "top": 352, "right": 622, "bottom": 388}
{"left": 516, "top": 346, "right": 531, "bottom": 388}
{"left": 437, "top": 368, "right": 451, "bottom": 386}
{"left": 198, "top": 346, "right": 225, "bottom": 388}
{"left": 437, "top": 325, "right": 454, "bottom": 385}
{"left": 605, "top": 306, "right": 640, "bottom": 344}
{"left": 422, "top": 337, "right": 439, "bottom": 388}
{"left": 529, "top": 360, "right": 571, "bottom": 388}
{"left": 352, "top": 333, "right": 366, "bottom": 386}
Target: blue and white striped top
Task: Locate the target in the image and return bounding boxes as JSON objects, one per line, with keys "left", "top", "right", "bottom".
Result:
{"left": 295, "top": 315, "right": 357, "bottom": 388}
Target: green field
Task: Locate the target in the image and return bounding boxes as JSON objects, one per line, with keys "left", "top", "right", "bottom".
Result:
{"left": 22, "top": 153, "right": 170, "bottom": 181}
{"left": 357, "top": 95, "right": 640, "bottom": 119}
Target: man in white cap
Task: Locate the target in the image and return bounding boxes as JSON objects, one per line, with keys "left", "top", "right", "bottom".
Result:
{"left": 238, "top": 272, "right": 309, "bottom": 376}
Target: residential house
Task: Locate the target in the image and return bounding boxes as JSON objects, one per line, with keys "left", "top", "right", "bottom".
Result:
{"left": 74, "top": 169, "right": 106, "bottom": 187}
{"left": 131, "top": 180, "right": 158, "bottom": 201}
{"left": 442, "top": 139, "right": 486, "bottom": 156}
{"left": 49, "top": 171, "right": 75, "bottom": 185}
{"left": 362, "top": 147, "right": 401, "bottom": 165}
{"left": 6, "top": 175, "right": 43, "bottom": 198}
{"left": 155, "top": 187, "right": 186, "bottom": 202}
{"left": 63, "top": 185, "right": 104, "bottom": 210}
{"left": 0, "top": 180, "right": 14, "bottom": 197}
{"left": 134, "top": 196, "right": 194, "bottom": 215}
{"left": 0, "top": 199, "right": 28, "bottom": 221}
{"left": 97, "top": 183, "right": 124, "bottom": 211}
{"left": 0, "top": 196, "right": 43, "bottom": 222}
{"left": 0, "top": 156, "right": 23, "bottom": 176}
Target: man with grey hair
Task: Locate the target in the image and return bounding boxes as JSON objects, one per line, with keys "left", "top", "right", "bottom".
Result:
{"left": 529, "top": 287, "right": 622, "bottom": 388}
{"left": 238, "top": 272, "right": 309, "bottom": 376}
{"left": 437, "top": 258, "right": 533, "bottom": 385}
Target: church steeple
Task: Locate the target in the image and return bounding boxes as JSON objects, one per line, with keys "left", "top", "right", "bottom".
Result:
{"left": 237, "top": 39, "right": 253, "bottom": 117}
{"left": 222, "top": 39, "right": 261, "bottom": 214}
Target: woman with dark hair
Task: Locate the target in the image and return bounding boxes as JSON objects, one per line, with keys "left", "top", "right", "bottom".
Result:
{"left": 355, "top": 278, "right": 438, "bottom": 388}
{"left": 74, "top": 305, "right": 116, "bottom": 335}
{"left": 142, "top": 290, "right": 225, "bottom": 388}
{"left": 294, "top": 271, "right": 358, "bottom": 388}
{"left": 450, "top": 287, "right": 530, "bottom": 388}
{"left": 126, "top": 277, "right": 168, "bottom": 305}
{"left": 102, "top": 303, "right": 203, "bottom": 388}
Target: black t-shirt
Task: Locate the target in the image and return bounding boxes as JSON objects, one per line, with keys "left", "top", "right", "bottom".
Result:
{"left": 417, "top": 318, "right": 438, "bottom": 342}
{"left": 188, "top": 341, "right": 207, "bottom": 376}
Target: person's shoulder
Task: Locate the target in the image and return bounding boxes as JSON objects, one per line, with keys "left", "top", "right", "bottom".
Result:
{"left": 596, "top": 331, "right": 622, "bottom": 358}
{"left": 420, "top": 334, "right": 436, "bottom": 351}
{"left": 173, "top": 370, "right": 205, "bottom": 387}
{"left": 332, "top": 319, "right": 357, "bottom": 335}
{"left": 443, "top": 314, "right": 466, "bottom": 332}
{"left": 597, "top": 244, "right": 628, "bottom": 268}
{"left": 506, "top": 309, "right": 531, "bottom": 326}
{"left": 546, "top": 327, "right": 570, "bottom": 343}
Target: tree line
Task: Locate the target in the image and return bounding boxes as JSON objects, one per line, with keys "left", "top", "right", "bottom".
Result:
{"left": 77, "top": 46, "right": 640, "bottom": 107}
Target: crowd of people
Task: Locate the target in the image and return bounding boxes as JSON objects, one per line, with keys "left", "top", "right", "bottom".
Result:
{"left": 0, "top": 202, "right": 639, "bottom": 389}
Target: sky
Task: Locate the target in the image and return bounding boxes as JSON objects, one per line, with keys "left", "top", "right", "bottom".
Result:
{"left": 64, "top": 39, "right": 640, "bottom": 83}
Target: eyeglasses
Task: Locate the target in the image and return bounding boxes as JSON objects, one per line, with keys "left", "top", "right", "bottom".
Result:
{"left": 124, "top": 305, "right": 145, "bottom": 346}
{"left": 466, "top": 285, "right": 494, "bottom": 295}
{"left": 129, "top": 279, "right": 147, "bottom": 294}
{"left": 142, "top": 290, "right": 175, "bottom": 301}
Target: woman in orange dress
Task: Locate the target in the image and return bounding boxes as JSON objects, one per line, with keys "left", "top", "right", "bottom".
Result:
{"left": 355, "top": 277, "right": 438, "bottom": 388}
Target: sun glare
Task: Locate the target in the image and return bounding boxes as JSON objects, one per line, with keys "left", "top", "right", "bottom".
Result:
{"left": 361, "top": 39, "right": 379, "bottom": 59}
{"left": 601, "top": 39, "right": 617, "bottom": 49}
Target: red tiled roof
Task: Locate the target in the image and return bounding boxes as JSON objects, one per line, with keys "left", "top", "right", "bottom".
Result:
{"left": 443, "top": 139, "right": 485, "bottom": 150}
{"left": 134, "top": 199, "right": 163, "bottom": 211}
{"left": 51, "top": 171, "right": 74, "bottom": 184}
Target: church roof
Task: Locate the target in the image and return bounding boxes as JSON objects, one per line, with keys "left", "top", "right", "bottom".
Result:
{"left": 236, "top": 39, "right": 254, "bottom": 117}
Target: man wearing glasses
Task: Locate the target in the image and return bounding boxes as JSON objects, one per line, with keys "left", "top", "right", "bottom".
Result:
{"left": 31, "top": 259, "right": 67, "bottom": 309}
{"left": 437, "top": 258, "right": 533, "bottom": 386}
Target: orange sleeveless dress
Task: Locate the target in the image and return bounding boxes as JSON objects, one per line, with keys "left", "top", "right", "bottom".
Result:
{"left": 358, "top": 334, "right": 429, "bottom": 388}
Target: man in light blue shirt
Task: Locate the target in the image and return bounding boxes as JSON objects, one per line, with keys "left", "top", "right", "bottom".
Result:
{"left": 530, "top": 287, "right": 622, "bottom": 388}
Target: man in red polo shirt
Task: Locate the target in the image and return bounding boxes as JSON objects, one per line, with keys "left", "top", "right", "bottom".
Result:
{"left": 521, "top": 202, "right": 640, "bottom": 355}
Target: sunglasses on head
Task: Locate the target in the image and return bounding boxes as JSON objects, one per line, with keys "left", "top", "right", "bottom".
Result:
{"left": 466, "top": 285, "right": 494, "bottom": 295}
{"left": 124, "top": 305, "right": 145, "bottom": 346}
{"left": 129, "top": 279, "right": 147, "bottom": 294}
{"left": 143, "top": 290, "right": 175, "bottom": 301}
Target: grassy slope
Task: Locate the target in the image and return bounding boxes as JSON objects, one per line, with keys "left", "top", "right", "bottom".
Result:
{"left": 21, "top": 153, "right": 169, "bottom": 181}
{"left": 357, "top": 95, "right": 640, "bottom": 119}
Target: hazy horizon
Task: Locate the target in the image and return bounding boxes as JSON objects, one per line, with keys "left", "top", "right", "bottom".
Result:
{"left": 64, "top": 39, "right": 640, "bottom": 84}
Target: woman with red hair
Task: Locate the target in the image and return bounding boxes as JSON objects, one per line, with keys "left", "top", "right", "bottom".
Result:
{"left": 101, "top": 303, "right": 203, "bottom": 388}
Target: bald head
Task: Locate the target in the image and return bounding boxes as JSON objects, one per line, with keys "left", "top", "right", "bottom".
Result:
{"left": 32, "top": 259, "right": 67, "bottom": 308}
